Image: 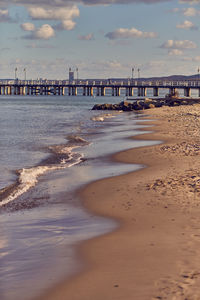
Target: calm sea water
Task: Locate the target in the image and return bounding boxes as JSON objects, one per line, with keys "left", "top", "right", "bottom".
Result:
{"left": 0, "top": 95, "right": 159, "bottom": 300}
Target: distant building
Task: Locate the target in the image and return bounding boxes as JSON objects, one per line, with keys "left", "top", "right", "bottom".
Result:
{"left": 69, "top": 68, "right": 74, "bottom": 83}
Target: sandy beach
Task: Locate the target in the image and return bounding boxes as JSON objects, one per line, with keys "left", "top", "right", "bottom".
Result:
{"left": 36, "top": 103, "right": 200, "bottom": 300}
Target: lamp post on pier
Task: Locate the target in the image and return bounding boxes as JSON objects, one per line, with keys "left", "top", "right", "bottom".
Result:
{"left": 76, "top": 67, "right": 79, "bottom": 83}
{"left": 24, "top": 68, "right": 26, "bottom": 81}
{"left": 198, "top": 67, "right": 200, "bottom": 81}
{"left": 131, "top": 67, "right": 134, "bottom": 84}
{"left": 138, "top": 68, "right": 140, "bottom": 79}
{"left": 15, "top": 67, "right": 17, "bottom": 80}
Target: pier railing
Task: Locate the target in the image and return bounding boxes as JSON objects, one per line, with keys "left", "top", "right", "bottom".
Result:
{"left": 0, "top": 79, "right": 200, "bottom": 97}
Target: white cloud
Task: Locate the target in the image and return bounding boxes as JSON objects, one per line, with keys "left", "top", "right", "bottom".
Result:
{"left": 176, "top": 20, "right": 197, "bottom": 30}
{"left": 78, "top": 33, "right": 94, "bottom": 40}
{"left": 0, "top": 8, "right": 8, "bottom": 17}
{"left": 183, "top": 7, "right": 198, "bottom": 17}
{"left": 0, "top": 0, "right": 174, "bottom": 6}
{"left": 28, "top": 6, "right": 79, "bottom": 21}
{"left": 23, "top": 24, "right": 55, "bottom": 40}
{"left": 21, "top": 22, "right": 35, "bottom": 31}
{"left": 105, "top": 27, "right": 157, "bottom": 40}
{"left": 27, "top": 5, "right": 79, "bottom": 31}
{"left": 60, "top": 19, "right": 76, "bottom": 30}
{"left": 0, "top": 8, "right": 11, "bottom": 22}
{"left": 171, "top": 8, "right": 180, "bottom": 13}
{"left": 161, "top": 39, "right": 197, "bottom": 49}
{"left": 183, "top": 55, "right": 200, "bottom": 62}
{"left": 168, "top": 49, "right": 183, "bottom": 56}
{"left": 179, "top": 0, "right": 200, "bottom": 4}
{"left": 172, "top": 7, "right": 200, "bottom": 17}
{"left": 34, "top": 24, "right": 55, "bottom": 39}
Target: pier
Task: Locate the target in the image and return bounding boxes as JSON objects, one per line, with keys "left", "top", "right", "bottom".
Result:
{"left": 1, "top": 79, "right": 200, "bottom": 97}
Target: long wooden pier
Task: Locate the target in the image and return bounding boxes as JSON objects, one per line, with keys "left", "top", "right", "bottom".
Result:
{"left": 1, "top": 79, "right": 200, "bottom": 97}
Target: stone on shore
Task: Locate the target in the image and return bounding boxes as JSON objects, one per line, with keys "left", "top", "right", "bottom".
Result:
{"left": 92, "top": 96, "right": 200, "bottom": 112}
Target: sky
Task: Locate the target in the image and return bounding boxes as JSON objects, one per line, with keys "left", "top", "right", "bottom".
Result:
{"left": 1, "top": 0, "right": 200, "bottom": 79}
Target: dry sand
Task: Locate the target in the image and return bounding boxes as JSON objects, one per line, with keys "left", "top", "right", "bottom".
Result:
{"left": 36, "top": 104, "right": 200, "bottom": 300}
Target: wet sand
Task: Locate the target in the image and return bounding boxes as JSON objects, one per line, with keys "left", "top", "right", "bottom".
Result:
{"left": 36, "top": 104, "right": 200, "bottom": 300}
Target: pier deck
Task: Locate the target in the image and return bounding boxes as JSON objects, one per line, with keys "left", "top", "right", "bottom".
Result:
{"left": 0, "top": 79, "right": 200, "bottom": 97}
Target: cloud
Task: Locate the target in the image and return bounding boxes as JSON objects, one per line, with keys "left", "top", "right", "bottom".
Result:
{"left": 54, "top": 19, "right": 76, "bottom": 30}
{"left": 75, "top": 0, "right": 171, "bottom": 4}
{"left": 171, "top": 7, "right": 200, "bottom": 17}
{"left": 23, "top": 24, "right": 55, "bottom": 40}
{"left": 28, "top": 6, "right": 79, "bottom": 21}
{"left": 27, "top": 5, "right": 79, "bottom": 31}
{"left": 78, "top": 33, "right": 94, "bottom": 40}
{"left": 179, "top": 0, "right": 200, "bottom": 4}
{"left": 183, "top": 55, "right": 200, "bottom": 62}
{"left": 168, "top": 49, "right": 183, "bottom": 56}
{"left": 0, "top": 0, "right": 173, "bottom": 6}
{"left": 161, "top": 39, "right": 197, "bottom": 49}
{"left": 176, "top": 20, "right": 198, "bottom": 30}
{"left": 0, "top": 8, "right": 12, "bottom": 22}
{"left": 20, "top": 22, "right": 35, "bottom": 31}
{"left": 182, "top": 7, "right": 199, "bottom": 17}
{"left": 105, "top": 27, "right": 157, "bottom": 40}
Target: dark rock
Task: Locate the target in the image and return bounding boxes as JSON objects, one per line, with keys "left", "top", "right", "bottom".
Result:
{"left": 92, "top": 96, "right": 198, "bottom": 112}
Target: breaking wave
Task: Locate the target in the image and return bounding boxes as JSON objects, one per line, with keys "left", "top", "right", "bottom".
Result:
{"left": 91, "top": 113, "right": 115, "bottom": 122}
{"left": 0, "top": 139, "right": 87, "bottom": 208}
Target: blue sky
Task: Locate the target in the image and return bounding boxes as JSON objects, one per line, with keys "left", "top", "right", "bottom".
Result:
{"left": 1, "top": 0, "right": 200, "bottom": 79}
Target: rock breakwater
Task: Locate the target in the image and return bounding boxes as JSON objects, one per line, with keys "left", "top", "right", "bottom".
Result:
{"left": 92, "top": 97, "right": 200, "bottom": 112}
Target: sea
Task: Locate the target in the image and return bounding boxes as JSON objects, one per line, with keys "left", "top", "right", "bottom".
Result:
{"left": 0, "top": 94, "right": 159, "bottom": 300}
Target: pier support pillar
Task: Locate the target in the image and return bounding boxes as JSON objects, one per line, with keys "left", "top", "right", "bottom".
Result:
{"left": 101, "top": 87, "right": 105, "bottom": 96}
{"left": 112, "top": 87, "right": 115, "bottom": 97}
{"left": 47, "top": 86, "right": 51, "bottom": 96}
{"left": 83, "top": 87, "right": 86, "bottom": 96}
{"left": 129, "top": 88, "right": 134, "bottom": 97}
{"left": 7, "top": 86, "right": 11, "bottom": 95}
{"left": 169, "top": 88, "right": 177, "bottom": 96}
{"left": 116, "top": 87, "right": 120, "bottom": 97}
{"left": 138, "top": 88, "right": 146, "bottom": 97}
{"left": 153, "top": 87, "right": 159, "bottom": 97}
{"left": 72, "top": 87, "right": 77, "bottom": 96}
{"left": 184, "top": 87, "right": 191, "bottom": 97}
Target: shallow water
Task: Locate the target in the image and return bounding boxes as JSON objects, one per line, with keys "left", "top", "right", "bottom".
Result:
{"left": 0, "top": 95, "right": 159, "bottom": 300}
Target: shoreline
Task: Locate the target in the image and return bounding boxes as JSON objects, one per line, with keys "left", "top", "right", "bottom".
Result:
{"left": 36, "top": 104, "right": 200, "bottom": 300}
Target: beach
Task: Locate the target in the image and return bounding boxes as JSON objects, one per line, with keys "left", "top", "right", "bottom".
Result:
{"left": 35, "top": 103, "right": 200, "bottom": 300}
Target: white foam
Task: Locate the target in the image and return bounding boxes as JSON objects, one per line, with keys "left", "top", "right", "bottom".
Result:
{"left": 0, "top": 151, "right": 83, "bottom": 207}
{"left": 91, "top": 113, "right": 115, "bottom": 122}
